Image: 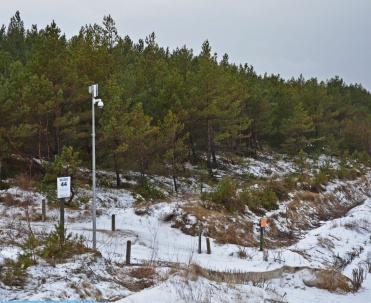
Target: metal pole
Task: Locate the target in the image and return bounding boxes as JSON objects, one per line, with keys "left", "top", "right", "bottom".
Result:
{"left": 260, "top": 227, "right": 265, "bottom": 251}
{"left": 60, "top": 198, "right": 65, "bottom": 245}
{"left": 91, "top": 87, "right": 97, "bottom": 249}
{"left": 260, "top": 218, "right": 266, "bottom": 251}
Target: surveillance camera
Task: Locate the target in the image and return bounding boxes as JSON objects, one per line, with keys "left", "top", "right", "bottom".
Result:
{"left": 94, "top": 99, "right": 104, "bottom": 108}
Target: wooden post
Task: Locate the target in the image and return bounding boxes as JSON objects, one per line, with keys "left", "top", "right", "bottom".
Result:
{"left": 112, "top": 214, "right": 116, "bottom": 231}
{"left": 42, "top": 199, "right": 46, "bottom": 222}
{"left": 126, "top": 240, "right": 131, "bottom": 265}
{"left": 198, "top": 227, "right": 202, "bottom": 254}
{"left": 206, "top": 238, "right": 211, "bottom": 254}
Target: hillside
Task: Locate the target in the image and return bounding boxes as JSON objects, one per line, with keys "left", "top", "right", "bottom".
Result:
{"left": 1, "top": 151, "right": 371, "bottom": 302}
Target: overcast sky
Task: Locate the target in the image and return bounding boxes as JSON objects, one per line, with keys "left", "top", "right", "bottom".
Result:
{"left": 1, "top": 0, "right": 370, "bottom": 91}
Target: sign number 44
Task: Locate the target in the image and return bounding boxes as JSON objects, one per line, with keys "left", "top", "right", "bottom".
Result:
{"left": 57, "top": 177, "right": 71, "bottom": 199}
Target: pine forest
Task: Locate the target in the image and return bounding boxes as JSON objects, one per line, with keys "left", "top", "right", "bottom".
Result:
{"left": 1, "top": 12, "right": 371, "bottom": 189}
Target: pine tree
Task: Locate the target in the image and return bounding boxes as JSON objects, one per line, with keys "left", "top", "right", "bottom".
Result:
{"left": 187, "top": 40, "right": 250, "bottom": 166}
{"left": 280, "top": 102, "right": 316, "bottom": 154}
{"left": 42, "top": 146, "right": 82, "bottom": 204}
{"left": 125, "top": 103, "right": 158, "bottom": 179}
{"left": 4, "top": 11, "right": 26, "bottom": 64}
{"left": 157, "top": 110, "right": 188, "bottom": 193}
{"left": 132, "top": 32, "right": 168, "bottom": 121}
{"left": 99, "top": 77, "right": 133, "bottom": 187}
{"left": 27, "top": 21, "right": 85, "bottom": 157}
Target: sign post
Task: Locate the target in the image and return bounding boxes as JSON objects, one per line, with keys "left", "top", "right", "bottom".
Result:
{"left": 260, "top": 217, "right": 267, "bottom": 251}
{"left": 57, "top": 177, "right": 71, "bottom": 244}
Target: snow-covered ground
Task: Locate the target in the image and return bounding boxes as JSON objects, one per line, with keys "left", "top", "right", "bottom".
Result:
{"left": 1, "top": 155, "right": 371, "bottom": 302}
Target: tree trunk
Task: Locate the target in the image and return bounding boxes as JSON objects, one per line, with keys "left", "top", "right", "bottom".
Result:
{"left": 139, "top": 148, "right": 145, "bottom": 180}
{"left": 207, "top": 118, "right": 215, "bottom": 167}
{"left": 66, "top": 186, "right": 75, "bottom": 206}
{"left": 113, "top": 154, "right": 121, "bottom": 187}
{"left": 188, "top": 126, "right": 197, "bottom": 163}
{"left": 56, "top": 127, "right": 60, "bottom": 156}
{"left": 211, "top": 141, "right": 217, "bottom": 165}
{"left": 38, "top": 119, "right": 42, "bottom": 160}
{"left": 172, "top": 174, "right": 178, "bottom": 194}
{"left": 45, "top": 117, "right": 51, "bottom": 161}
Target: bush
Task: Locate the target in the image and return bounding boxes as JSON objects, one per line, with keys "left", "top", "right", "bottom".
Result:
{"left": 240, "top": 186, "right": 278, "bottom": 214}
{"left": 210, "top": 175, "right": 245, "bottom": 213}
{"left": 352, "top": 150, "right": 370, "bottom": 166}
{"left": 21, "top": 233, "right": 40, "bottom": 266}
{"left": 268, "top": 181, "right": 291, "bottom": 201}
{"left": 284, "top": 174, "right": 297, "bottom": 189}
{"left": 0, "top": 258, "right": 29, "bottom": 287}
{"left": 0, "top": 232, "right": 44, "bottom": 288}
{"left": 336, "top": 167, "right": 360, "bottom": 181}
{"left": 0, "top": 181, "right": 10, "bottom": 190}
{"left": 294, "top": 149, "right": 310, "bottom": 175}
{"left": 315, "top": 162, "right": 338, "bottom": 184}
{"left": 313, "top": 170, "right": 329, "bottom": 187}
{"left": 134, "top": 178, "right": 165, "bottom": 201}
{"left": 40, "top": 222, "right": 91, "bottom": 262}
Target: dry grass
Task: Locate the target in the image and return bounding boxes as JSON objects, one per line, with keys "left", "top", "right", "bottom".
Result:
{"left": 115, "top": 265, "right": 158, "bottom": 292}
{"left": 295, "top": 191, "right": 321, "bottom": 202}
{"left": 268, "top": 180, "right": 292, "bottom": 201}
{"left": 182, "top": 200, "right": 253, "bottom": 242}
{"left": 265, "top": 219, "right": 297, "bottom": 247}
{"left": 284, "top": 190, "right": 353, "bottom": 232}
{"left": 3, "top": 193, "right": 25, "bottom": 207}
{"left": 134, "top": 206, "right": 150, "bottom": 216}
{"left": 128, "top": 266, "right": 156, "bottom": 280}
{"left": 182, "top": 201, "right": 222, "bottom": 220}
{"left": 160, "top": 211, "right": 175, "bottom": 222}
{"left": 15, "top": 173, "right": 33, "bottom": 191}
{"left": 3, "top": 194, "right": 42, "bottom": 223}
{"left": 178, "top": 263, "right": 268, "bottom": 286}
{"left": 268, "top": 189, "right": 351, "bottom": 247}
{"left": 303, "top": 268, "right": 353, "bottom": 293}
{"left": 178, "top": 263, "right": 207, "bottom": 282}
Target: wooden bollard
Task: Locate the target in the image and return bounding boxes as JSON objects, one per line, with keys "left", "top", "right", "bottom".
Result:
{"left": 126, "top": 240, "right": 131, "bottom": 265}
{"left": 206, "top": 238, "right": 211, "bottom": 254}
{"left": 198, "top": 228, "right": 202, "bottom": 254}
{"left": 112, "top": 214, "right": 116, "bottom": 231}
{"left": 42, "top": 199, "right": 46, "bottom": 222}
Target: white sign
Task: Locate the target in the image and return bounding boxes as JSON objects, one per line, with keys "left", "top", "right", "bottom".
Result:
{"left": 57, "top": 176, "right": 71, "bottom": 199}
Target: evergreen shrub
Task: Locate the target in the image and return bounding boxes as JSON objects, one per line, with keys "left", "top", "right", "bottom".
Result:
{"left": 352, "top": 150, "right": 370, "bottom": 166}
{"left": 240, "top": 186, "right": 278, "bottom": 214}
{"left": 134, "top": 178, "right": 165, "bottom": 201}
{"left": 0, "top": 258, "right": 28, "bottom": 287}
{"left": 313, "top": 170, "right": 329, "bottom": 187}
{"left": 40, "top": 222, "right": 91, "bottom": 262}
{"left": 210, "top": 175, "right": 245, "bottom": 213}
